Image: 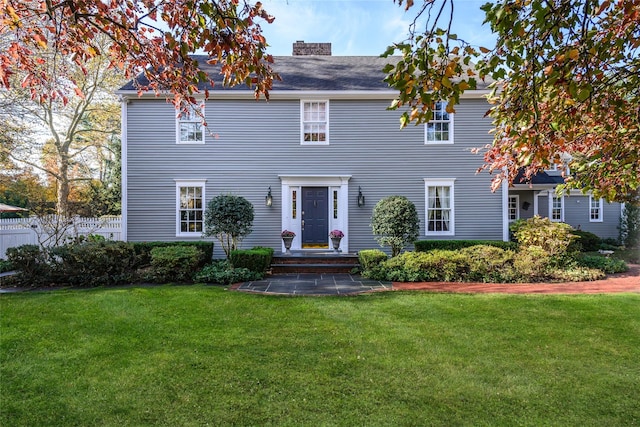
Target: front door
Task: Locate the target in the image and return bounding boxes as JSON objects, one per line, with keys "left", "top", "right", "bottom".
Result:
{"left": 302, "top": 187, "right": 328, "bottom": 248}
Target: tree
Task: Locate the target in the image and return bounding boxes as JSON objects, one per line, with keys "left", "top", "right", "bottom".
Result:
{"left": 0, "top": 0, "right": 277, "bottom": 110}
{"left": 385, "top": 0, "right": 639, "bottom": 202}
{"left": 203, "top": 194, "right": 254, "bottom": 259}
{"left": 371, "top": 195, "right": 420, "bottom": 257}
{"left": 618, "top": 201, "right": 640, "bottom": 248}
{"left": 0, "top": 170, "right": 53, "bottom": 218}
{"left": 0, "top": 45, "right": 122, "bottom": 216}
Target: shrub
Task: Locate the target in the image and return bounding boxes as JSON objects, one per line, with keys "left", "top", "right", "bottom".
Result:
{"left": 150, "top": 245, "right": 205, "bottom": 283}
{"left": 415, "top": 240, "right": 518, "bottom": 252}
{"left": 577, "top": 255, "right": 628, "bottom": 274}
{"left": 619, "top": 201, "right": 639, "bottom": 248}
{"left": 570, "top": 230, "right": 601, "bottom": 252}
{"left": 204, "top": 194, "right": 254, "bottom": 259}
{"left": 358, "top": 249, "right": 388, "bottom": 271}
{"left": 0, "top": 259, "right": 13, "bottom": 274}
{"left": 132, "top": 241, "right": 213, "bottom": 268}
{"left": 230, "top": 247, "right": 274, "bottom": 273}
{"left": 371, "top": 195, "right": 420, "bottom": 257}
{"left": 374, "top": 250, "right": 469, "bottom": 282}
{"left": 51, "top": 241, "right": 138, "bottom": 286}
{"left": 194, "top": 260, "right": 263, "bottom": 285}
{"left": 512, "top": 246, "right": 552, "bottom": 282}
{"left": 459, "top": 245, "right": 517, "bottom": 283}
{"left": 546, "top": 267, "right": 605, "bottom": 282}
{"left": 6, "top": 244, "right": 51, "bottom": 286}
{"left": 510, "top": 216, "right": 576, "bottom": 257}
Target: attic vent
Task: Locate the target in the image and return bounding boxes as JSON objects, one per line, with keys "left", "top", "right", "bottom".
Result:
{"left": 293, "top": 41, "right": 332, "bottom": 56}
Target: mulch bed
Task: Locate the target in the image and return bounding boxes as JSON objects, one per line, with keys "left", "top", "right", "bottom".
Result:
{"left": 391, "top": 264, "right": 640, "bottom": 294}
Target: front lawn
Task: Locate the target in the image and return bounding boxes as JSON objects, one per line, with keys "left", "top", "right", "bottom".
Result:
{"left": 1, "top": 287, "right": 639, "bottom": 426}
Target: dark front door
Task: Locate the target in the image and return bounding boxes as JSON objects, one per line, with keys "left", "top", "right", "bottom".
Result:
{"left": 302, "top": 187, "right": 328, "bottom": 248}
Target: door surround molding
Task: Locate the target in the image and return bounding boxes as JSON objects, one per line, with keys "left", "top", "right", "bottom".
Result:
{"left": 279, "top": 175, "right": 351, "bottom": 252}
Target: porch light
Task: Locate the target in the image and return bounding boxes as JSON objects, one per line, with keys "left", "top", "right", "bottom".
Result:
{"left": 357, "top": 186, "right": 365, "bottom": 207}
{"left": 265, "top": 187, "right": 273, "bottom": 207}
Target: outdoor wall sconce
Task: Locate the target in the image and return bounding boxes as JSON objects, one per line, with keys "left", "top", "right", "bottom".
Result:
{"left": 357, "top": 186, "right": 365, "bottom": 207}
{"left": 265, "top": 187, "right": 273, "bottom": 207}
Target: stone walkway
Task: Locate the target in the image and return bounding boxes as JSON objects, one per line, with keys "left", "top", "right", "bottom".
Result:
{"left": 232, "top": 273, "right": 392, "bottom": 296}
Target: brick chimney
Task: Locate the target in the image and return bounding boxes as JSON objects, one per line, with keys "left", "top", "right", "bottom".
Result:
{"left": 292, "top": 41, "right": 332, "bottom": 56}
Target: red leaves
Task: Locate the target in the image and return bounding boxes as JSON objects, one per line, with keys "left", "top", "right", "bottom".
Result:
{"left": 385, "top": 0, "right": 639, "bottom": 202}
{"left": 1, "top": 0, "right": 277, "bottom": 107}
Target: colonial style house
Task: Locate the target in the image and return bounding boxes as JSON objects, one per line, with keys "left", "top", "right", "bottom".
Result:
{"left": 117, "top": 41, "right": 623, "bottom": 257}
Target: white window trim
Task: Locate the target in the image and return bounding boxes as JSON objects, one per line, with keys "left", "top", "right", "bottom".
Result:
{"left": 508, "top": 195, "right": 520, "bottom": 222}
{"left": 279, "top": 175, "right": 351, "bottom": 252}
{"left": 176, "top": 104, "right": 205, "bottom": 144}
{"left": 175, "top": 179, "right": 207, "bottom": 237}
{"left": 589, "top": 195, "right": 604, "bottom": 222}
{"left": 424, "top": 102, "right": 454, "bottom": 144}
{"left": 300, "top": 100, "right": 330, "bottom": 145}
{"left": 424, "top": 178, "right": 456, "bottom": 236}
{"left": 549, "top": 193, "right": 564, "bottom": 222}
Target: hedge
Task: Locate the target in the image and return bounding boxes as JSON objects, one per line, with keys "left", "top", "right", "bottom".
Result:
{"left": 229, "top": 247, "right": 274, "bottom": 273}
{"left": 414, "top": 240, "right": 518, "bottom": 252}
{"left": 132, "top": 241, "right": 214, "bottom": 268}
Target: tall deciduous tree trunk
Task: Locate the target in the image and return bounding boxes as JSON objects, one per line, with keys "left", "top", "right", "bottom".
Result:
{"left": 56, "top": 160, "right": 70, "bottom": 216}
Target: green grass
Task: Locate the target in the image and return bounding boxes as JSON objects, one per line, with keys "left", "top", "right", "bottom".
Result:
{"left": 1, "top": 287, "right": 639, "bottom": 426}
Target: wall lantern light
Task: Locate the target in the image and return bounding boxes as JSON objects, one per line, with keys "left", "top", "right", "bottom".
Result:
{"left": 357, "top": 186, "right": 365, "bottom": 207}
{"left": 265, "top": 187, "right": 273, "bottom": 207}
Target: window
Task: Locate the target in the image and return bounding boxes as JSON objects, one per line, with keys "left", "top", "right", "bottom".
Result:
{"left": 292, "top": 190, "right": 297, "bottom": 219}
{"left": 508, "top": 195, "right": 519, "bottom": 222}
{"left": 175, "top": 180, "right": 206, "bottom": 236}
{"left": 550, "top": 194, "right": 564, "bottom": 222}
{"left": 301, "top": 101, "right": 329, "bottom": 144}
{"left": 177, "top": 105, "right": 204, "bottom": 144}
{"left": 589, "top": 196, "right": 603, "bottom": 222}
{"left": 425, "top": 179, "right": 455, "bottom": 235}
{"left": 425, "top": 101, "right": 453, "bottom": 144}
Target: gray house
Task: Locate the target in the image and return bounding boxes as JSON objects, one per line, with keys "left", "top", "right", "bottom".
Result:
{"left": 118, "top": 41, "right": 622, "bottom": 257}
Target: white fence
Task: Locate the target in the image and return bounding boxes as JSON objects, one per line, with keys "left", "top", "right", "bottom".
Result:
{"left": 0, "top": 216, "right": 122, "bottom": 259}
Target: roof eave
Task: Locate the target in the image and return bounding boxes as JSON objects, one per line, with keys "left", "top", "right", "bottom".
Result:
{"left": 116, "top": 89, "right": 492, "bottom": 101}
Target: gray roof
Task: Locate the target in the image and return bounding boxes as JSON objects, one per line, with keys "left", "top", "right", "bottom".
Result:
{"left": 514, "top": 169, "right": 566, "bottom": 186}
{"left": 119, "top": 55, "right": 490, "bottom": 92}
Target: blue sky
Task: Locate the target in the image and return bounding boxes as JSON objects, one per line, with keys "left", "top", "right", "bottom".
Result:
{"left": 260, "top": 0, "right": 496, "bottom": 56}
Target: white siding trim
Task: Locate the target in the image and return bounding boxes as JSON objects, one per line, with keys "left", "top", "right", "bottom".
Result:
{"left": 589, "top": 195, "right": 604, "bottom": 222}
{"left": 424, "top": 102, "right": 454, "bottom": 145}
{"left": 117, "top": 89, "right": 493, "bottom": 101}
{"left": 120, "top": 97, "right": 128, "bottom": 241}
{"left": 174, "top": 179, "right": 207, "bottom": 237}
{"left": 548, "top": 192, "right": 565, "bottom": 222}
{"left": 300, "top": 100, "right": 330, "bottom": 145}
{"left": 424, "top": 178, "right": 456, "bottom": 236}
{"left": 502, "top": 183, "right": 511, "bottom": 241}
{"left": 176, "top": 104, "right": 205, "bottom": 144}
{"left": 279, "top": 175, "right": 351, "bottom": 252}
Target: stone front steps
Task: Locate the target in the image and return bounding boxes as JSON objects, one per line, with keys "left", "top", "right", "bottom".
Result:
{"left": 271, "top": 250, "right": 359, "bottom": 274}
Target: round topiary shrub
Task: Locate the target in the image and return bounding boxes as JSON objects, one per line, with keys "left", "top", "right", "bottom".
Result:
{"left": 204, "top": 194, "right": 254, "bottom": 259}
{"left": 371, "top": 195, "right": 420, "bottom": 257}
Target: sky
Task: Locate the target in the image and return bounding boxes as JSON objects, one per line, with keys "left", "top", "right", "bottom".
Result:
{"left": 260, "top": 0, "right": 496, "bottom": 56}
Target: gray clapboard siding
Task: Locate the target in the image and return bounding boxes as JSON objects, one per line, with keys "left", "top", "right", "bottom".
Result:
{"left": 563, "top": 195, "right": 620, "bottom": 239}
{"left": 125, "top": 96, "right": 503, "bottom": 256}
